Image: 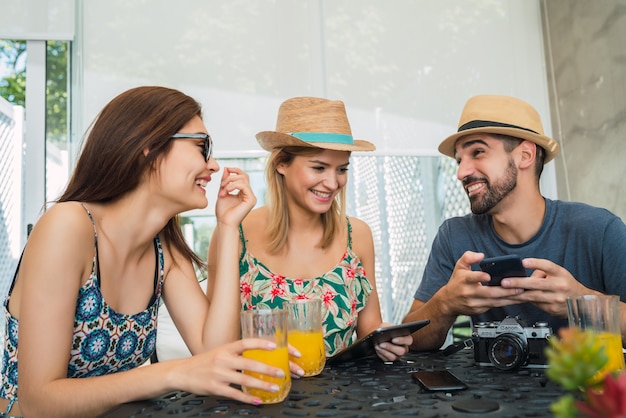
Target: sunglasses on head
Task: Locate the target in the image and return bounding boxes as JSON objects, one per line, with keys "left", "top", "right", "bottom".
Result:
{"left": 170, "top": 133, "right": 213, "bottom": 161}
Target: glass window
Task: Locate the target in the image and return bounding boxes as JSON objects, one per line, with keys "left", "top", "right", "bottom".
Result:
{"left": 0, "top": 39, "right": 70, "bottom": 206}
{"left": 0, "top": 39, "right": 27, "bottom": 305}
{"left": 0, "top": 39, "right": 70, "bottom": 305}
{"left": 0, "top": 40, "right": 26, "bottom": 105}
{"left": 45, "top": 40, "right": 70, "bottom": 203}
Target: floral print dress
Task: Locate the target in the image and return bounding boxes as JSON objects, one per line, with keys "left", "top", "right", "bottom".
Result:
{"left": 239, "top": 219, "right": 373, "bottom": 356}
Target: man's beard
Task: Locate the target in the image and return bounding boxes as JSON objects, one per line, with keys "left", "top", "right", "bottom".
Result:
{"left": 467, "top": 158, "right": 518, "bottom": 215}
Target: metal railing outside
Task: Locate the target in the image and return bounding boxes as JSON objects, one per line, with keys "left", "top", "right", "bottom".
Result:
{"left": 0, "top": 96, "right": 24, "bottom": 348}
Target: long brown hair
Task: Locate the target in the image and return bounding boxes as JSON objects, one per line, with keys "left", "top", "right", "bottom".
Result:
{"left": 265, "top": 146, "right": 346, "bottom": 253}
{"left": 58, "top": 86, "right": 205, "bottom": 269}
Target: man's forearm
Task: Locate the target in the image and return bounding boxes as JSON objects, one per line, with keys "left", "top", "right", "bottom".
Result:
{"left": 403, "top": 296, "right": 458, "bottom": 352}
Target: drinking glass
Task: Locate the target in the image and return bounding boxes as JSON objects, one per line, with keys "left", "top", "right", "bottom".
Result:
{"left": 283, "top": 299, "right": 326, "bottom": 377}
{"left": 240, "top": 309, "right": 291, "bottom": 403}
{"left": 566, "top": 294, "right": 625, "bottom": 383}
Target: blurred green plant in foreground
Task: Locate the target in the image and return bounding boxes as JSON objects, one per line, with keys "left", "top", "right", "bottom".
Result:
{"left": 546, "top": 327, "right": 626, "bottom": 417}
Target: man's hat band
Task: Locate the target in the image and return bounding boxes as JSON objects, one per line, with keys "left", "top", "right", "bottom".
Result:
{"left": 458, "top": 120, "right": 539, "bottom": 135}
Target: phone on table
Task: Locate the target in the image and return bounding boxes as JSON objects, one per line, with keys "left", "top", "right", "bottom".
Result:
{"left": 479, "top": 254, "right": 527, "bottom": 286}
{"left": 411, "top": 370, "right": 467, "bottom": 391}
{"left": 326, "top": 319, "right": 430, "bottom": 364}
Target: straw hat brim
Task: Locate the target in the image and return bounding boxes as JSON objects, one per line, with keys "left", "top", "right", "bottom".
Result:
{"left": 256, "top": 131, "right": 376, "bottom": 152}
{"left": 438, "top": 126, "right": 559, "bottom": 163}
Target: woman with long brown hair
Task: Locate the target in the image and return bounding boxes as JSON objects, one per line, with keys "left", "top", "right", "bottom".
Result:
{"left": 0, "top": 86, "right": 292, "bottom": 417}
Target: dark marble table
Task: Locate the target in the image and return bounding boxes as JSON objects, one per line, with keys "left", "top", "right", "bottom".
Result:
{"left": 100, "top": 347, "right": 566, "bottom": 417}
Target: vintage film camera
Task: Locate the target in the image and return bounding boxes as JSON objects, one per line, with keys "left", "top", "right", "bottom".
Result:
{"left": 473, "top": 316, "right": 553, "bottom": 370}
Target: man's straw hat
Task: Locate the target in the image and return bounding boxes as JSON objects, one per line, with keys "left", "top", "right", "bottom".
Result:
{"left": 256, "top": 97, "right": 376, "bottom": 152}
{"left": 438, "top": 95, "right": 559, "bottom": 163}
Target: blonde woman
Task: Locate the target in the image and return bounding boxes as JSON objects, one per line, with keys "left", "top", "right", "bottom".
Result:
{"left": 210, "top": 97, "right": 411, "bottom": 361}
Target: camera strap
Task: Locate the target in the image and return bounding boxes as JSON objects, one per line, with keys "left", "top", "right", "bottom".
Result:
{"left": 442, "top": 336, "right": 479, "bottom": 356}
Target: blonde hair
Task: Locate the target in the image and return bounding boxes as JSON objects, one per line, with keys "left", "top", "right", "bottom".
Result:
{"left": 265, "top": 146, "right": 347, "bottom": 253}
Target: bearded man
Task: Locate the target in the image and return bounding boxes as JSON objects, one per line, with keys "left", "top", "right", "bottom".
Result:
{"left": 403, "top": 95, "right": 626, "bottom": 351}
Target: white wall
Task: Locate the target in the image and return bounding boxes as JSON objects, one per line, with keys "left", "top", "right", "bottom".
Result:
{"left": 0, "top": 0, "right": 74, "bottom": 40}
{"left": 76, "top": 0, "right": 552, "bottom": 156}
{"left": 74, "top": 0, "right": 557, "bottom": 209}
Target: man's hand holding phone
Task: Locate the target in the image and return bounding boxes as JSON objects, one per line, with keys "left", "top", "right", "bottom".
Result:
{"left": 479, "top": 255, "right": 528, "bottom": 286}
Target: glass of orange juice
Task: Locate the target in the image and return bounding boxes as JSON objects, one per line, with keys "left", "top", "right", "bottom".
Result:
{"left": 240, "top": 309, "right": 291, "bottom": 403}
{"left": 566, "top": 294, "right": 625, "bottom": 384}
{"left": 283, "top": 299, "right": 326, "bottom": 377}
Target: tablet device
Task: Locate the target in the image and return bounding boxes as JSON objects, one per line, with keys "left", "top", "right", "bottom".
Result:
{"left": 326, "top": 319, "right": 430, "bottom": 364}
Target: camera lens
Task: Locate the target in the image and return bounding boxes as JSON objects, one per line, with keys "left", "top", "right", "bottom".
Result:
{"left": 488, "top": 334, "right": 528, "bottom": 371}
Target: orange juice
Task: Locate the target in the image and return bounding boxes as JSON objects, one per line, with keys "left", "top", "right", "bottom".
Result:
{"left": 288, "top": 329, "right": 325, "bottom": 376}
{"left": 591, "top": 332, "right": 625, "bottom": 384}
{"left": 242, "top": 347, "right": 291, "bottom": 404}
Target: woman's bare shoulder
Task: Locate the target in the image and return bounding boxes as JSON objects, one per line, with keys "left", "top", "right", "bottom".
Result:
{"left": 19, "top": 202, "right": 94, "bottom": 291}
{"left": 347, "top": 216, "right": 375, "bottom": 259}
{"left": 241, "top": 206, "right": 269, "bottom": 231}
{"left": 347, "top": 216, "right": 373, "bottom": 238}
{"left": 31, "top": 201, "right": 94, "bottom": 238}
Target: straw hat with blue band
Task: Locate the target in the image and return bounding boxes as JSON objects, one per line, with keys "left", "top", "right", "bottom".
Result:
{"left": 256, "top": 96, "right": 376, "bottom": 152}
{"left": 438, "top": 95, "right": 560, "bottom": 163}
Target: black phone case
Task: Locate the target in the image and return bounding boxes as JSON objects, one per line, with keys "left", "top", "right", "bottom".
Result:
{"left": 479, "top": 255, "right": 527, "bottom": 286}
{"left": 411, "top": 370, "right": 467, "bottom": 391}
{"left": 326, "top": 320, "right": 430, "bottom": 364}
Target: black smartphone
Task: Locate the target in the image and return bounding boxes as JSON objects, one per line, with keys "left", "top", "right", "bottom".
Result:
{"left": 326, "top": 320, "right": 430, "bottom": 364}
{"left": 411, "top": 370, "right": 467, "bottom": 391}
{"left": 370, "top": 321, "right": 430, "bottom": 346}
{"left": 479, "top": 254, "right": 527, "bottom": 286}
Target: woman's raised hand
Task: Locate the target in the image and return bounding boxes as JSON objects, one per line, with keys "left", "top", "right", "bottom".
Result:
{"left": 215, "top": 167, "right": 257, "bottom": 227}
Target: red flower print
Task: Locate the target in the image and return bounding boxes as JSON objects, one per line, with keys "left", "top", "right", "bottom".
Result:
{"left": 296, "top": 294, "right": 308, "bottom": 300}
{"left": 270, "top": 286, "right": 285, "bottom": 301}
{"left": 346, "top": 268, "right": 355, "bottom": 279}
{"left": 322, "top": 291, "right": 335, "bottom": 305}
{"left": 271, "top": 274, "right": 286, "bottom": 286}
{"left": 240, "top": 282, "right": 251, "bottom": 297}
{"left": 294, "top": 278, "right": 304, "bottom": 286}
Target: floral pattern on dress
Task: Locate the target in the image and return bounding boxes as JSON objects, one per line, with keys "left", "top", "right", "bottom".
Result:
{"left": 65, "top": 239, "right": 162, "bottom": 379}
{"left": 239, "top": 220, "right": 373, "bottom": 357}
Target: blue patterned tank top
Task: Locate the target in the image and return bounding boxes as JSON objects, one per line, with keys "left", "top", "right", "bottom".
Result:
{"left": 0, "top": 204, "right": 164, "bottom": 400}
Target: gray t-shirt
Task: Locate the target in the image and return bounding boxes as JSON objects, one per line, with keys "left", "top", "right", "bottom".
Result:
{"left": 415, "top": 198, "right": 626, "bottom": 333}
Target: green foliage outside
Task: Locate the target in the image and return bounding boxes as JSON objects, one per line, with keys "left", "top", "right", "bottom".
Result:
{"left": 0, "top": 39, "right": 68, "bottom": 148}
{"left": 0, "top": 40, "right": 26, "bottom": 105}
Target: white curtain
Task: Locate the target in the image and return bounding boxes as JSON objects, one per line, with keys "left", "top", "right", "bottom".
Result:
{"left": 76, "top": 0, "right": 552, "bottom": 157}
{"left": 0, "top": 0, "right": 74, "bottom": 40}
